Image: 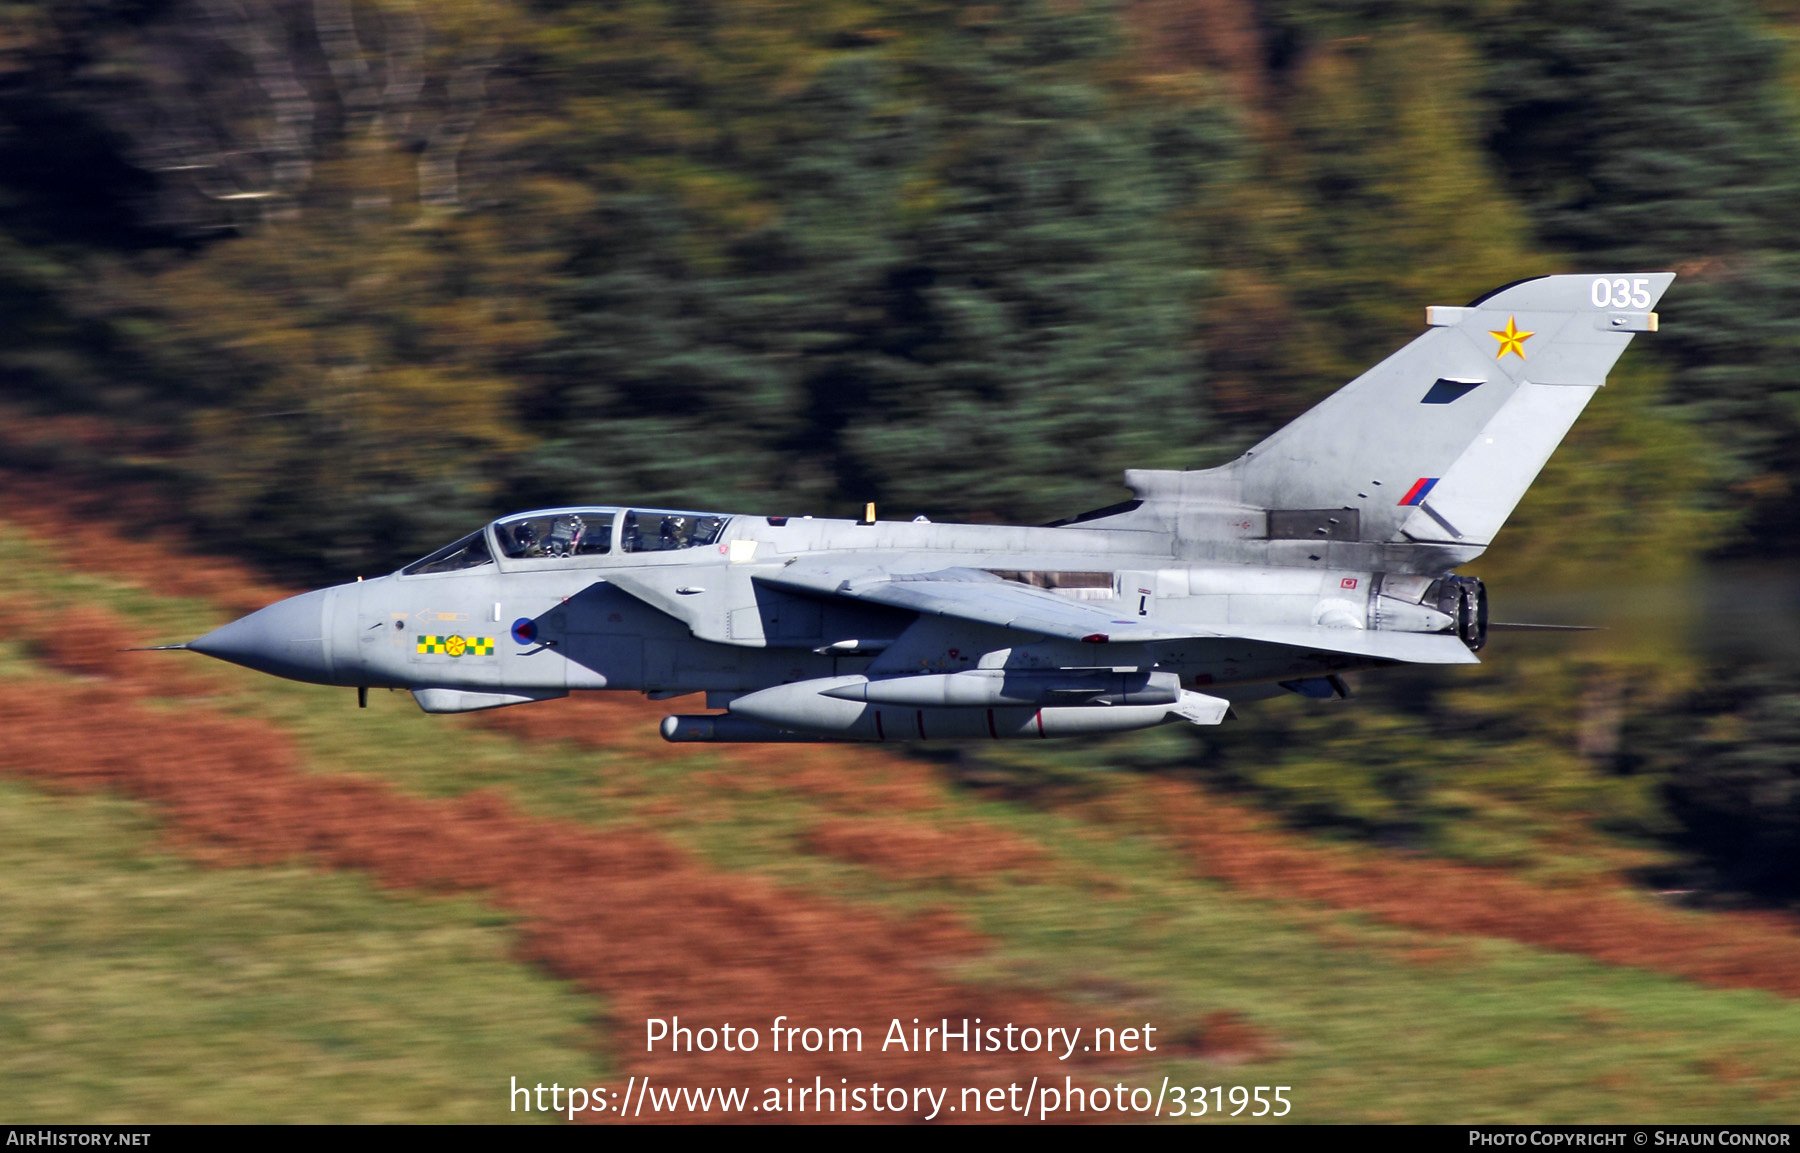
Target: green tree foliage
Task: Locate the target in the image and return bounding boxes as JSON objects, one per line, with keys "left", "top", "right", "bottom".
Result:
{"left": 1, "top": 0, "right": 1230, "bottom": 564}
{"left": 1202, "top": 23, "right": 1554, "bottom": 426}
{"left": 0, "top": 0, "right": 549, "bottom": 572}
{"left": 1477, "top": 0, "right": 1800, "bottom": 550}
{"left": 0, "top": 5, "right": 169, "bottom": 433}
{"left": 123, "top": 212, "right": 548, "bottom": 575}
{"left": 1624, "top": 663, "right": 1800, "bottom": 899}
{"left": 523, "top": 0, "right": 1229, "bottom": 523}
{"left": 1190, "top": 11, "right": 1728, "bottom": 583}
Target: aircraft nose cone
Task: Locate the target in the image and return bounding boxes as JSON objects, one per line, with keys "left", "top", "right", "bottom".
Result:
{"left": 189, "top": 588, "right": 334, "bottom": 684}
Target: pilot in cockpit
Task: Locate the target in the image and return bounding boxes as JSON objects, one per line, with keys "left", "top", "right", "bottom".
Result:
{"left": 547, "top": 515, "right": 583, "bottom": 556}
{"left": 507, "top": 519, "right": 540, "bottom": 557}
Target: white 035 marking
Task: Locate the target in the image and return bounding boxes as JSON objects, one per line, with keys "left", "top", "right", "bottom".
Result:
{"left": 1592, "top": 276, "right": 1651, "bottom": 309}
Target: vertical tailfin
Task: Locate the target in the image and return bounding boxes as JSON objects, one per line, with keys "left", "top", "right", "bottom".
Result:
{"left": 1188, "top": 273, "right": 1673, "bottom": 549}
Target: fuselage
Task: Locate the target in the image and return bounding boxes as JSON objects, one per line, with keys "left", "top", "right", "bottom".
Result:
{"left": 189, "top": 504, "right": 1469, "bottom": 709}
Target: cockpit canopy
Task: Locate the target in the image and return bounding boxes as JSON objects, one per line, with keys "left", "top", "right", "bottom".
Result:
{"left": 619, "top": 509, "right": 727, "bottom": 553}
{"left": 399, "top": 506, "right": 731, "bottom": 575}
{"left": 496, "top": 510, "right": 613, "bottom": 559}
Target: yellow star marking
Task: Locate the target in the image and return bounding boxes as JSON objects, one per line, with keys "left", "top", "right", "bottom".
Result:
{"left": 1489, "top": 315, "right": 1534, "bottom": 360}
{"left": 445, "top": 634, "right": 467, "bottom": 657}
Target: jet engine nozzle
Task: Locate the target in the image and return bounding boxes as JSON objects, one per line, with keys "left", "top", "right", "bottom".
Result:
{"left": 1435, "top": 575, "right": 1488, "bottom": 651}
{"left": 1370, "top": 572, "right": 1487, "bottom": 650}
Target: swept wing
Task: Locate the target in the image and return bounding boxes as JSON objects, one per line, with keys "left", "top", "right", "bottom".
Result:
{"left": 752, "top": 564, "right": 1478, "bottom": 665}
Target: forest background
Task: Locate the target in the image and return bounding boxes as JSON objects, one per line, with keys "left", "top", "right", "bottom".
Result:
{"left": 5, "top": 0, "right": 1800, "bottom": 903}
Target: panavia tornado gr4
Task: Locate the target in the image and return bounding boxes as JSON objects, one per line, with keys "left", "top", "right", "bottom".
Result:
{"left": 176, "top": 273, "right": 1670, "bottom": 743}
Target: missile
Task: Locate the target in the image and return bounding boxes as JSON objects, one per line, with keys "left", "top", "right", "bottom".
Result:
{"left": 660, "top": 714, "right": 835, "bottom": 743}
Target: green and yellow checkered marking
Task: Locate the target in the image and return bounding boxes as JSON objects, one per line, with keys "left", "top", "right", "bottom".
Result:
{"left": 415, "top": 634, "right": 495, "bottom": 657}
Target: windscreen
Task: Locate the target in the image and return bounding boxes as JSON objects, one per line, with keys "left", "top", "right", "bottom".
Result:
{"left": 401, "top": 530, "right": 494, "bottom": 576}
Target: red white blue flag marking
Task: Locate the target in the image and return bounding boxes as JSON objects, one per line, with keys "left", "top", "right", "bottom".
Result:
{"left": 1398, "top": 478, "right": 1439, "bottom": 506}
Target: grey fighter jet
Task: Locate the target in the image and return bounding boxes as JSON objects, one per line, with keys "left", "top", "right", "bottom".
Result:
{"left": 177, "top": 273, "right": 1670, "bottom": 742}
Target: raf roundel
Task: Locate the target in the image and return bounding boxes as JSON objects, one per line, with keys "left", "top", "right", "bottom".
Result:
{"left": 511, "top": 617, "right": 538, "bottom": 645}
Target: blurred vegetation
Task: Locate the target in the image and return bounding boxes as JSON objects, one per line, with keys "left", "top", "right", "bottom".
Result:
{"left": 0, "top": 784, "right": 606, "bottom": 1122}
{"left": 4, "top": 0, "right": 1800, "bottom": 901}
{"left": 1622, "top": 664, "right": 1800, "bottom": 900}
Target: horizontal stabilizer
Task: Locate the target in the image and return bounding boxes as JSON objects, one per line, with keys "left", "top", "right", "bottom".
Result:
{"left": 1211, "top": 624, "right": 1480, "bottom": 665}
